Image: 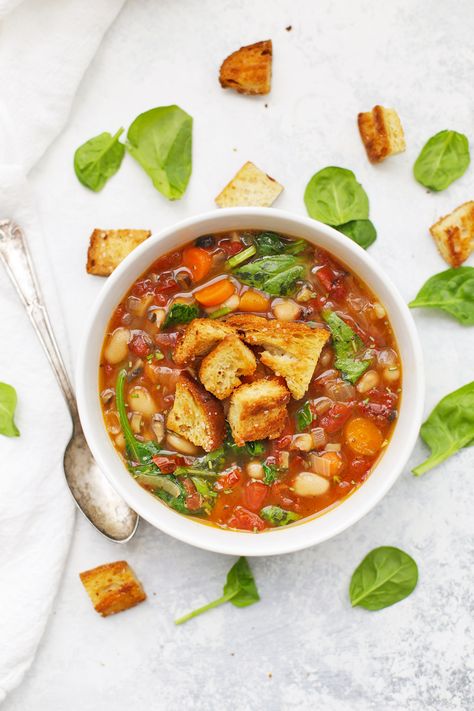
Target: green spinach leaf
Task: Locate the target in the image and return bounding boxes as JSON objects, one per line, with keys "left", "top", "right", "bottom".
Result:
{"left": 323, "top": 311, "right": 370, "bottom": 383}
{"left": 254, "top": 231, "right": 306, "bottom": 256}
{"left": 337, "top": 219, "right": 377, "bottom": 249}
{"left": 350, "top": 546, "right": 418, "bottom": 610}
{"left": 74, "top": 128, "right": 125, "bottom": 192}
{"left": 174, "top": 447, "right": 225, "bottom": 477}
{"left": 260, "top": 506, "right": 301, "bottom": 526}
{"left": 304, "top": 167, "right": 369, "bottom": 226}
{"left": 127, "top": 105, "right": 192, "bottom": 200}
{"left": 409, "top": 267, "right": 474, "bottom": 325}
{"left": 262, "top": 462, "right": 278, "bottom": 485}
{"left": 245, "top": 440, "right": 266, "bottom": 456}
{"left": 412, "top": 381, "right": 474, "bottom": 476}
{"left": 175, "top": 557, "right": 260, "bottom": 624}
{"left": 0, "top": 382, "right": 20, "bottom": 437}
{"left": 163, "top": 302, "right": 199, "bottom": 328}
{"left": 296, "top": 402, "right": 313, "bottom": 431}
{"left": 233, "top": 255, "right": 304, "bottom": 296}
{"left": 116, "top": 369, "right": 161, "bottom": 467}
{"left": 414, "top": 130, "right": 470, "bottom": 191}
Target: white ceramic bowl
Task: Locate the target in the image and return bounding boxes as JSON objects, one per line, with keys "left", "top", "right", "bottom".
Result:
{"left": 76, "top": 208, "right": 424, "bottom": 556}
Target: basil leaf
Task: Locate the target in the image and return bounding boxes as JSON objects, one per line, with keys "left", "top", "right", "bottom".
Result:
{"left": 337, "top": 219, "right": 377, "bottom": 249}
{"left": 73, "top": 128, "right": 125, "bottom": 192}
{"left": 350, "top": 546, "right": 418, "bottom": 610}
{"left": 412, "top": 381, "right": 474, "bottom": 476}
{"left": 414, "top": 130, "right": 470, "bottom": 191}
{"left": 304, "top": 167, "right": 369, "bottom": 226}
{"left": 164, "top": 302, "right": 199, "bottom": 328}
{"left": 233, "top": 255, "right": 304, "bottom": 296}
{"left": 409, "top": 267, "right": 474, "bottom": 325}
{"left": 254, "top": 232, "right": 305, "bottom": 256}
{"left": 127, "top": 105, "right": 192, "bottom": 200}
{"left": 0, "top": 382, "right": 20, "bottom": 437}
{"left": 296, "top": 402, "right": 313, "bottom": 431}
{"left": 175, "top": 557, "right": 259, "bottom": 624}
{"left": 260, "top": 506, "right": 301, "bottom": 526}
{"left": 323, "top": 310, "right": 370, "bottom": 383}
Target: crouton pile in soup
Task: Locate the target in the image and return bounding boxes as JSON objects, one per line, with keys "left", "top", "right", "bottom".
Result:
{"left": 99, "top": 230, "right": 402, "bottom": 532}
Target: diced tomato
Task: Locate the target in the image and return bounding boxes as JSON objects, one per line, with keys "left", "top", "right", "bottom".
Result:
{"left": 227, "top": 506, "right": 266, "bottom": 531}
{"left": 329, "top": 276, "right": 347, "bottom": 301}
{"left": 319, "top": 402, "right": 354, "bottom": 433}
{"left": 316, "top": 265, "right": 336, "bottom": 291}
{"left": 132, "top": 278, "right": 154, "bottom": 298}
{"left": 276, "top": 435, "right": 292, "bottom": 450}
{"left": 129, "top": 334, "right": 151, "bottom": 357}
{"left": 152, "top": 251, "right": 182, "bottom": 272}
{"left": 153, "top": 293, "right": 167, "bottom": 306}
{"left": 152, "top": 456, "right": 176, "bottom": 473}
{"left": 348, "top": 457, "right": 372, "bottom": 480}
{"left": 218, "top": 469, "right": 241, "bottom": 489}
{"left": 358, "top": 386, "right": 397, "bottom": 424}
{"left": 103, "top": 363, "right": 113, "bottom": 377}
{"left": 155, "top": 332, "right": 179, "bottom": 348}
{"left": 154, "top": 273, "right": 178, "bottom": 295}
{"left": 219, "top": 239, "right": 243, "bottom": 256}
{"left": 182, "top": 478, "right": 202, "bottom": 511}
{"left": 244, "top": 481, "right": 268, "bottom": 512}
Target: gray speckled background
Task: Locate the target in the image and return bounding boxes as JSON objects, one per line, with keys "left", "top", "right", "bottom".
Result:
{"left": 4, "top": 0, "right": 474, "bottom": 709}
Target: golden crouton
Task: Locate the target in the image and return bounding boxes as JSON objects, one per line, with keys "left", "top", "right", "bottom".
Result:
{"left": 226, "top": 314, "right": 330, "bottom": 400}
{"left": 219, "top": 39, "right": 272, "bottom": 95}
{"left": 215, "top": 161, "right": 283, "bottom": 208}
{"left": 79, "top": 560, "right": 146, "bottom": 617}
{"left": 173, "top": 319, "right": 236, "bottom": 365}
{"left": 429, "top": 201, "right": 474, "bottom": 267}
{"left": 199, "top": 336, "right": 257, "bottom": 399}
{"left": 87, "top": 229, "right": 151, "bottom": 276}
{"left": 228, "top": 377, "right": 290, "bottom": 445}
{"left": 357, "top": 106, "right": 406, "bottom": 163}
{"left": 167, "top": 372, "right": 225, "bottom": 452}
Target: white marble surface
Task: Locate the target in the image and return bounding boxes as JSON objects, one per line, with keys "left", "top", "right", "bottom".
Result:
{"left": 4, "top": 0, "right": 474, "bottom": 708}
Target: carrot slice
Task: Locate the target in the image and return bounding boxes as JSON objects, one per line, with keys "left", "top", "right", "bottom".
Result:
{"left": 195, "top": 279, "right": 236, "bottom": 307}
{"left": 182, "top": 247, "right": 212, "bottom": 282}
{"left": 239, "top": 289, "right": 269, "bottom": 312}
{"left": 345, "top": 417, "right": 383, "bottom": 456}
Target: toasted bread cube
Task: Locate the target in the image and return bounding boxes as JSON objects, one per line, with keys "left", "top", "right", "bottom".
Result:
{"left": 226, "top": 314, "right": 330, "bottom": 400}
{"left": 173, "top": 319, "right": 236, "bottom": 365}
{"left": 219, "top": 39, "right": 272, "bottom": 95}
{"left": 215, "top": 161, "right": 283, "bottom": 208}
{"left": 87, "top": 229, "right": 151, "bottom": 276}
{"left": 79, "top": 561, "right": 146, "bottom": 617}
{"left": 167, "top": 372, "right": 225, "bottom": 452}
{"left": 228, "top": 377, "right": 290, "bottom": 445}
{"left": 429, "top": 201, "right": 474, "bottom": 267}
{"left": 199, "top": 336, "right": 257, "bottom": 399}
{"left": 357, "top": 106, "right": 406, "bottom": 163}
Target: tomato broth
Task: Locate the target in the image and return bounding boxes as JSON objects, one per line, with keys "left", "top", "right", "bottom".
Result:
{"left": 99, "top": 230, "right": 401, "bottom": 532}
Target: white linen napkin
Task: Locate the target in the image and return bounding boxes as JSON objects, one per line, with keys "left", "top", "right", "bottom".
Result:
{"left": 0, "top": 0, "right": 126, "bottom": 700}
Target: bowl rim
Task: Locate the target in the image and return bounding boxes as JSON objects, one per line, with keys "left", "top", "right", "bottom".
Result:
{"left": 76, "top": 207, "right": 425, "bottom": 556}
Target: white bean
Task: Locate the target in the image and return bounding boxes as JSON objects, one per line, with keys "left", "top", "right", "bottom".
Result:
{"left": 293, "top": 471, "right": 330, "bottom": 497}
{"left": 372, "top": 302, "right": 386, "bottom": 319}
{"left": 272, "top": 299, "right": 301, "bottom": 321}
{"left": 246, "top": 461, "right": 264, "bottom": 480}
{"left": 166, "top": 431, "right": 200, "bottom": 455}
{"left": 356, "top": 369, "right": 380, "bottom": 394}
{"left": 291, "top": 433, "right": 313, "bottom": 452}
{"left": 128, "top": 387, "right": 156, "bottom": 418}
{"left": 383, "top": 366, "right": 401, "bottom": 383}
{"left": 104, "top": 327, "right": 131, "bottom": 364}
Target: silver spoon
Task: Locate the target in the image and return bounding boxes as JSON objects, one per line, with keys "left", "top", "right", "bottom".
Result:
{"left": 0, "top": 220, "right": 138, "bottom": 542}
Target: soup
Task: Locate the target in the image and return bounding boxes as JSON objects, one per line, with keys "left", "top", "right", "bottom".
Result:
{"left": 99, "top": 230, "right": 401, "bottom": 532}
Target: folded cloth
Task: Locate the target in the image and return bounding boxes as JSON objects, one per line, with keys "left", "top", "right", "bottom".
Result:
{"left": 0, "top": 0, "right": 126, "bottom": 700}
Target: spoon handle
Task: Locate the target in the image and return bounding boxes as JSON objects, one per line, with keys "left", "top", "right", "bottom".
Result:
{"left": 0, "top": 219, "right": 78, "bottom": 421}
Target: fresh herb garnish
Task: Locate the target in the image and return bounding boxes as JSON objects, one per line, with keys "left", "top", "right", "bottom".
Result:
{"left": 260, "top": 506, "right": 301, "bottom": 526}
{"left": 413, "top": 130, "right": 470, "bottom": 191}
{"left": 0, "top": 382, "right": 20, "bottom": 437}
{"left": 337, "top": 219, "right": 377, "bottom": 249}
{"left": 127, "top": 105, "right": 193, "bottom": 200}
{"left": 409, "top": 266, "right": 474, "bottom": 325}
{"left": 304, "top": 167, "right": 369, "bottom": 226}
{"left": 349, "top": 547, "right": 418, "bottom": 610}
{"left": 254, "top": 231, "right": 305, "bottom": 256}
{"left": 233, "top": 254, "right": 304, "bottom": 296}
{"left": 412, "top": 381, "right": 474, "bottom": 476}
{"left": 225, "top": 245, "right": 256, "bottom": 269}
{"left": 175, "top": 557, "right": 260, "bottom": 625}
{"left": 296, "top": 402, "right": 313, "bottom": 431}
{"left": 74, "top": 128, "right": 125, "bottom": 192}
{"left": 323, "top": 311, "right": 370, "bottom": 383}
{"left": 163, "top": 302, "right": 199, "bottom": 328}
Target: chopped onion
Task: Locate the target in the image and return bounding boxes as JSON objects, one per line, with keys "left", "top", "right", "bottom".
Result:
{"left": 309, "top": 454, "right": 332, "bottom": 478}
{"left": 311, "top": 427, "right": 327, "bottom": 450}
{"left": 378, "top": 348, "right": 398, "bottom": 367}
{"left": 278, "top": 451, "right": 290, "bottom": 469}
{"left": 325, "top": 443, "right": 342, "bottom": 453}
{"left": 312, "top": 396, "right": 333, "bottom": 415}
{"left": 324, "top": 380, "right": 355, "bottom": 402}
{"left": 100, "top": 388, "right": 115, "bottom": 405}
